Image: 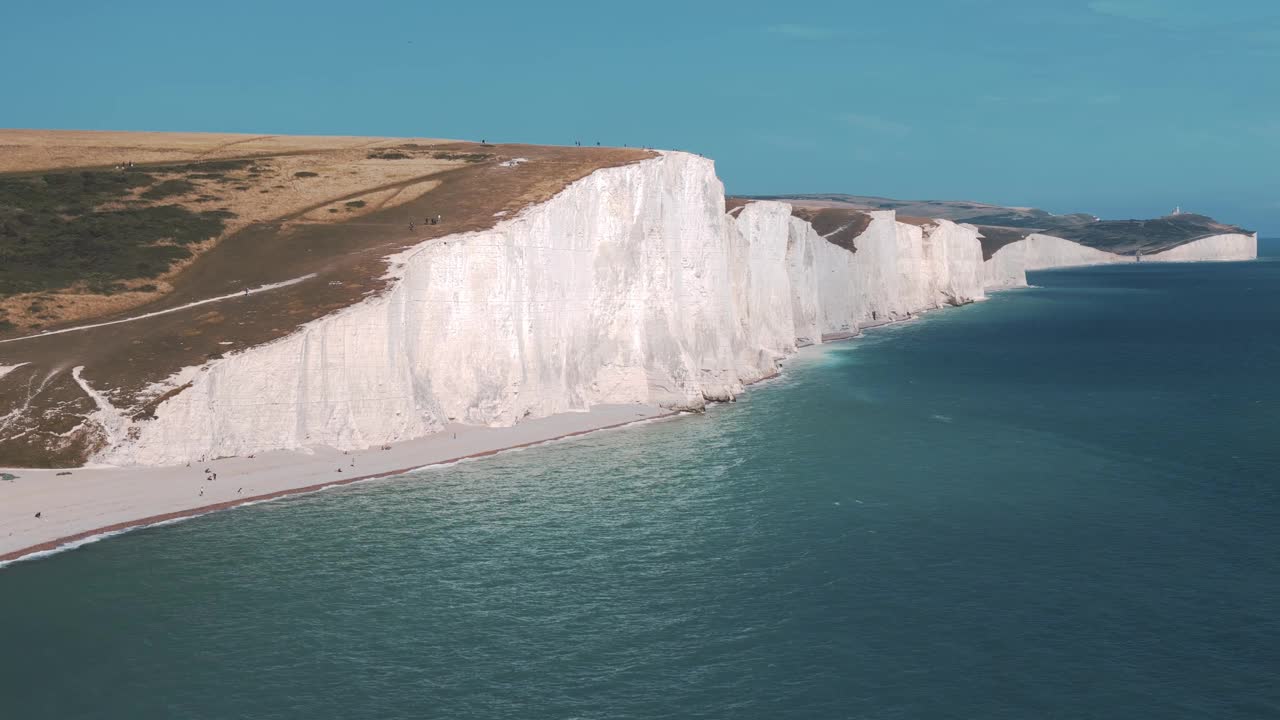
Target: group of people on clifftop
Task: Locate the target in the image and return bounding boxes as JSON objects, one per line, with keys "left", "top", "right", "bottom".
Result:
{"left": 409, "top": 214, "right": 442, "bottom": 232}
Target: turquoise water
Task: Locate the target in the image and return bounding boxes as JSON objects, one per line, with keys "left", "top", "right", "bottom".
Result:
{"left": 2, "top": 244, "right": 1278, "bottom": 719}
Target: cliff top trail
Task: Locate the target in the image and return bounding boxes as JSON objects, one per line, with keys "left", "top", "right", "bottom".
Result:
{"left": 747, "top": 193, "right": 1251, "bottom": 259}
{"left": 0, "top": 130, "right": 652, "bottom": 466}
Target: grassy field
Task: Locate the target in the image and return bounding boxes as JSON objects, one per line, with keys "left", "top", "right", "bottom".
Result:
{"left": 0, "top": 131, "right": 474, "bottom": 331}
{"left": 0, "top": 168, "right": 232, "bottom": 297}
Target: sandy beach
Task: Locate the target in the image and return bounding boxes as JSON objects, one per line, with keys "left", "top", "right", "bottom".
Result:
{"left": 0, "top": 403, "right": 672, "bottom": 565}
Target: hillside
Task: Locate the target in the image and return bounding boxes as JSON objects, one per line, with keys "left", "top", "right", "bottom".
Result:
{"left": 0, "top": 130, "right": 651, "bottom": 466}
{"left": 751, "top": 193, "right": 1250, "bottom": 259}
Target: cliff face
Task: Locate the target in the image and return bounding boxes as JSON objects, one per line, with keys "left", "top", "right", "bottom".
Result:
{"left": 95, "top": 155, "right": 983, "bottom": 464}
{"left": 1142, "top": 233, "right": 1257, "bottom": 263}
{"left": 784, "top": 213, "right": 986, "bottom": 341}
{"left": 755, "top": 193, "right": 1254, "bottom": 259}
{"left": 91, "top": 153, "right": 1255, "bottom": 466}
{"left": 985, "top": 231, "right": 1259, "bottom": 289}
{"left": 984, "top": 233, "right": 1128, "bottom": 289}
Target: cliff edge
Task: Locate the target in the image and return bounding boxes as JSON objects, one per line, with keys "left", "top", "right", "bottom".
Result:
{"left": 0, "top": 138, "right": 1257, "bottom": 468}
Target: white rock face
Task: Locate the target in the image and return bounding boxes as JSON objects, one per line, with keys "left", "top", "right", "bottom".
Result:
{"left": 785, "top": 214, "right": 987, "bottom": 340}
{"left": 1145, "top": 233, "right": 1257, "bottom": 263}
{"left": 105, "top": 154, "right": 795, "bottom": 464}
{"left": 726, "top": 201, "right": 799, "bottom": 372}
{"left": 94, "top": 152, "right": 1250, "bottom": 466}
{"left": 923, "top": 221, "right": 987, "bottom": 306}
{"left": 984, "top": 233, "right": 1127, "bottom": 289}
{"left": 0, "top": 363, "right": 27, "bottom": 381}
{"left": 784, "top": 217, "right": 824, "bottom": 346}
{"left": 984, "top": 231, "right": 1258, "bottom": 289}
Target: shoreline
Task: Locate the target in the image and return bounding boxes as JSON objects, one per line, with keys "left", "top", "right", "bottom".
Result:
{"left": 0, "top": 281, "right": 1108, "bottom": 568}
{"left": 0, "top": 314, "right": 934, "bottom": 568}
{"left": 0, "top": 404, "right": 676, "bottom": 566}
{"left": 0, "top": 276, "right": 1071, "bottom": 570}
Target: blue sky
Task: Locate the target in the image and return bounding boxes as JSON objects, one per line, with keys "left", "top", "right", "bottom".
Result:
{"left": 3, "top": 0, "right": 1277, "bottom": 232}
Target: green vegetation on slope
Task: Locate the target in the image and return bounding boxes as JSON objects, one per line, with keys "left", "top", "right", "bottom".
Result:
{"left": 1047, "top": 214, "right": 1249, "bottom": 255}
{"left": 140, "top": 179, "right": 198, "bottom": 200}
{"left": 0, "top": 169, "right": 231, "bottom": 296}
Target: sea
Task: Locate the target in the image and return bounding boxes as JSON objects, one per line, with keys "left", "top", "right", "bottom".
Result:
{"left": 2, "top": 240, "right": 1277, "bottom": 719}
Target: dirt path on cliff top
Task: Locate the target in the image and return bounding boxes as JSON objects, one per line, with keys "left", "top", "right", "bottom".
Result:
{"left": 0, "top": 141, "right": 652, "bottom": 467}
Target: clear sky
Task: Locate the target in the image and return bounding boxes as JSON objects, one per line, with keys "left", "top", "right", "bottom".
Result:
{"left": 3, "top": 0, "right": 1277, "bottom": 232}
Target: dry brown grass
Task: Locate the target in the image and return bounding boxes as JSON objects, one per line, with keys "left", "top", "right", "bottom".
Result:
{"left": 896, "top": 215, "right": 937, "bottom": 228}
{"left": 0, "top": 130, "right": 454, "bottom": 172}
{"left": 0, "top": 131, "right": 471, "bottom": 328}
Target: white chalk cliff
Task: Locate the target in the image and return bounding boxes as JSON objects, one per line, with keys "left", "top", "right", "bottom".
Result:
{"left": 96, "top": 153, "right": 1257, "bottom": 465}
{"left": 985, "top": 231, "right": 1257, "bottom": 289}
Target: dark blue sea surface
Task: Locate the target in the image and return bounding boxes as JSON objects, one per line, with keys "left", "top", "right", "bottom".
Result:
{"left": 2, "top": 243, "right": 1278, "bottom": 719}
